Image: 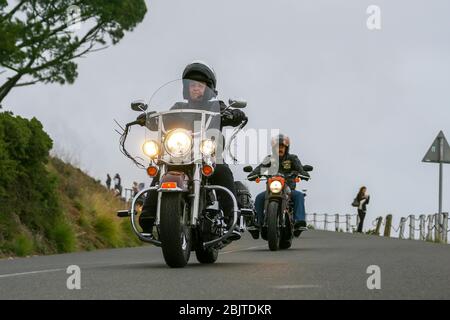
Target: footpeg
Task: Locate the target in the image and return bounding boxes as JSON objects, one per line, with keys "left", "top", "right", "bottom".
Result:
{"left": 117, "top": 210, "right": 130, "bottom": 218}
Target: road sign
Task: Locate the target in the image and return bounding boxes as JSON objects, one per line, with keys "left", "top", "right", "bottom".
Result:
{"left": 422, "top": 131, "right": 450, "bottom": 164}
{"left": 422, "top": 130, "right": 450, "bottom": 216}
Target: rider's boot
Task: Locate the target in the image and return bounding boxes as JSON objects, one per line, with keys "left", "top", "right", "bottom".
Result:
{"left": 224, "top": 214, "right": 241, "bottom": 242}
{"left": 294, "top": 220, "right": 307, "bottom": 237}
{"left": 139, "top": 216, "right": 155, "bottom": 238}
{"left": 247, "top": 223, "right": 260, "bottom": 240}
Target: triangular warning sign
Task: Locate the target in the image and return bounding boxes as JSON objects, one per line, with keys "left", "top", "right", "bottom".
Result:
{"left": 422, "top": 131, "right": 450, "bottom": 164}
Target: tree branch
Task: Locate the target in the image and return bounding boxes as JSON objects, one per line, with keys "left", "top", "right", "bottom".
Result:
{"left": 1, "top": 64, "right": 20, "bottom": 73}
{"left": 1, "top": 0, "right": 28, "bottom": 21}
{"left": 16, "top": 15, "right": 94, "bottom": 50}
{"left": 15, "top": 80, "right": 42, "bottom": 87}
{"left": 27, "top": 23, "right": 105, "bottom": 74}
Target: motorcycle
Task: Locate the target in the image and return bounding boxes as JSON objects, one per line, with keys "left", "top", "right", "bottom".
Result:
{"left": 116, "top": 79, "right": 254, "bottom": 267}
{"left": 243, "top": 165, "right": 313, "bottom": 251}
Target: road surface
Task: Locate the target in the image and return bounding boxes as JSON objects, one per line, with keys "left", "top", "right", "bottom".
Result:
{"left": 1, "top": 230, "right": 449, "bottom": 299}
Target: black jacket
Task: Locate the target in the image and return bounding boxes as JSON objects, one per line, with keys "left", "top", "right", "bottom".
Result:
{"left": 170, "top": 100, "right": 244, "bottom": 129}
{"left": 248, "top": 153, "right": 309, "bottom": 190}
{"left": 147, "top": 100, "right": 244, "bottom": 131}
{"left": 356, "top": 193, "right": 370, "bottom": 212}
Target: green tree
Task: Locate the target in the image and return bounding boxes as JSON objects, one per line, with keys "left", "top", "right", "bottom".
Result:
{"left": 0, "top": 112, "right": 59, "bottom": 253}
{"left": 0, "top": 0, "right": 147, "bottom": 105}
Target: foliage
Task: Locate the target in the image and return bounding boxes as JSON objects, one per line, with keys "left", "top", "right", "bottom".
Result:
{"left": 0, "top": 111, "right": 61, "bottom": 255}
{"left": 0, "top": 112, "right": 141, "bottom": 257}
{"left": 0, "top": 0, "right": 147, "bottom": 103}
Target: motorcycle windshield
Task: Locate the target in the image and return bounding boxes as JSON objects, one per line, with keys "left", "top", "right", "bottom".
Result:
{"left": 143, "top": 79, "right": 222, "bottom": 164}
{"left": 146, "top": 79, "right": 221, "bottom": 132}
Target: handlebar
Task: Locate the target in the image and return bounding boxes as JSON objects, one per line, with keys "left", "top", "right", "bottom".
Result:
{"left": 121, "top": 105, "right": 247, "bottom": 168}
{"left": 247, "top": 172, "right": 310, "bottom": 182}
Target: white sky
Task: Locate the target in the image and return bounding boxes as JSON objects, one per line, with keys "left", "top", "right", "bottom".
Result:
{"left": 3, "top": 0, "right": 450, "bottom": 231}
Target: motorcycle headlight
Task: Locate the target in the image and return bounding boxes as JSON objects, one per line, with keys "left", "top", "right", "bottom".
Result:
{"left": 142, "top": 140, "right": 159, "bottom": 158}
{"left": 200, "top": 139, "right": 216, "bottom": 156}
{"left": 269, "top": 180, "right": 283, "bottom": 193}
{"left": 164, "top": 129, "right": 192, "bottom": 157}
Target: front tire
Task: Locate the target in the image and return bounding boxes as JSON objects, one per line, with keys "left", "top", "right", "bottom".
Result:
{"left": 267, "top": 201, "right": 280, "bottom": 251}
{"left": 160, "top": 193, "right": 191, "bottom": 268}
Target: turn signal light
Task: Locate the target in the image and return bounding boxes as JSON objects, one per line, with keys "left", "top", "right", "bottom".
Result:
{"left": 202, "top": 164, "right": 214, "bottom": 176}
{"left": 161, "top": 182, "right": 177, "bottom": 189}
{"left": 255, "top": 178, "right": 261, "bottom": 184}
{"left": 295, "top": 177, "right": 301, "bottom": 183}
{"left": 146, "top": 166, "right": 158, "bottom": 177}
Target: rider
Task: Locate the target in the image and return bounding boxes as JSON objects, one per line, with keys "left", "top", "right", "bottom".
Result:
{"left": 139, "top": 61, "right": 247, "bottom": 241}
{"left": 247, "top": 134, "right": 309, "bottom": 239}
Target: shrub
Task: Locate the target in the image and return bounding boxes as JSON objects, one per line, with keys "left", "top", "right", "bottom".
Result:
{"left": 50, "top": 219, "right": 77, "bottom": 253}
{"left": 94, "top": 215, "right": 121, "bottom": 247}
{"left": 13, "top": 234, "right": 34, "bottom": 257}
{"left": 0, "top": 112, "right": 62, "bottom": 254}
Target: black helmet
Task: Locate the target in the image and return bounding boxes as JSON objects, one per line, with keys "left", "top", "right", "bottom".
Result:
{"left": 271, "top": 134, "right": 290, "bottom": 153}
{"left": 182, "top": 61, "right": 217, "bottom": 100}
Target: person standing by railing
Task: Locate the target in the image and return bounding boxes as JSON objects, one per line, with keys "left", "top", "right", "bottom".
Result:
{"left": 353, "top": 186, "right": 370, "bottom": 233}
{"left": 106, "top": 173, "right": 111, "bottom": 190}
{"left": 113, "top": 173, "right": 122, "bottom": 197}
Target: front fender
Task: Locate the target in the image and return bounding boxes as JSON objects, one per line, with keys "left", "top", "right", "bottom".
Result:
{"left": 159, "top": 171, "right": 189, "bottom": 192}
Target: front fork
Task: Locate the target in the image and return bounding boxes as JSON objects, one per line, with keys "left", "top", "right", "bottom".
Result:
{"left": 190, "top": 163, "right": 202, "bottom": 226}
{"left": 263, "top": 196, "right": 288, "bottom": 228}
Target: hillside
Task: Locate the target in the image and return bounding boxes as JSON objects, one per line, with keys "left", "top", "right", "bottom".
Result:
{"left": 0, "top": 156, "right": 141, "bottom": 258}
{"left": 0, "top": 112, "right": 141, "bottom": 258}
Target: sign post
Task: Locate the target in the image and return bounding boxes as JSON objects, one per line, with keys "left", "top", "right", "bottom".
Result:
{"left": 422, "top": 131, "right": 450, "bottom": 216}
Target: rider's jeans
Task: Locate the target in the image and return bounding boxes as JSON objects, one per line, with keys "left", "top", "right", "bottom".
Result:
{"left": 254, "top": 190, "right": 305, "bottom": 225}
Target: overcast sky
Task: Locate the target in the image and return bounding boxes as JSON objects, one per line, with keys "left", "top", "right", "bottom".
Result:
{"left": 3, "top": 0, "right": 450, "bottom": 232}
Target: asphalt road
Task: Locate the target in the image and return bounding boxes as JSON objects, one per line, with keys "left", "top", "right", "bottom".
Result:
{"left": 1, "top": 230, "right": 449, "bottom": 299}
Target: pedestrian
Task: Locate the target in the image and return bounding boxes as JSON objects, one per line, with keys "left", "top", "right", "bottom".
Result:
{"left": 114, "top": 173, "right": 122, "bottom": 196}
{"left": 106, "top": 174, "right": 111, "bottom": 190}
{"left": 132, "top": 181, "right": 139, "bottom": 197}
{"left": 353, "top": 186, "right": 370, "bottom": 233}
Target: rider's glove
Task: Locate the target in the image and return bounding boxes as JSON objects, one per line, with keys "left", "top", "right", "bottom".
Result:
{"left": 136, "top": 111, "right": 157, "bottom": 128}
{"left": 136, "top": 113, "right": 147, "bottom": 126}
{"left": 231, "top": 109, "right": 247, "bottom": 123}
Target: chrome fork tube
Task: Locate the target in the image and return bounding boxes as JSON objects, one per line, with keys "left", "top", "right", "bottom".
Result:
{"left": 156, "top": 164, "right": 166, "bottom": 225}
{"left": 191, "top": 164, "right": 201, "bottom": 225}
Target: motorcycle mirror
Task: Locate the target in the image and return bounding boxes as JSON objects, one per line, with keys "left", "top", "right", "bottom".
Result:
{"left": 243, "top": 165, "right": 253, "bottom": 173}
{"left": 228, "top": 99, "right": 247, "bottom": 109}
{"left": 131, "top": 100, "right": 148, "bottom": 112}
{"left": 303, "top": 165, "right": 313, "bottom": 172}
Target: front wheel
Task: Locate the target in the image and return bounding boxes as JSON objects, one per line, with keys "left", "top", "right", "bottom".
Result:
{"left": 267, "top": 201, "right": 280, "bottom": 251}
{"left": 160, "top": 193, "right": 191, "bottom": 268}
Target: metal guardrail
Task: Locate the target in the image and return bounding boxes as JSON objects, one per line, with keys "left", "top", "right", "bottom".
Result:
{"left": 306, "top": 213, "right": 358, "bottom": 233}
{"left": 305, "top": 212, "right": 449, "bottom": 244}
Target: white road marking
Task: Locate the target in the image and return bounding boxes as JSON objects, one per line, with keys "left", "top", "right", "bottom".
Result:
{"left": 220, "top": 245, "right": 265, "bottom": 255}
{"left": 0, "top": 260, "right": 163, "bottom": 280}
{"left": 0, "top": 245, "right": 263, "bottom": 279}
{"left": 0, "top": 268, "right": 65, "bottom": 279}
{"left": 274, "top": 284, "right": 321, "bottom": 289}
